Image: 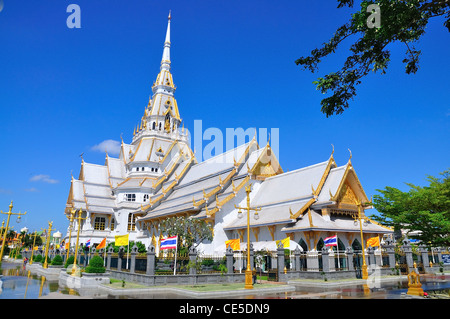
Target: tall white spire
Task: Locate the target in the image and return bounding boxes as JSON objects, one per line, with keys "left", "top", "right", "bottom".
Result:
{"left": 161, "top": 11, "right": 171, "bottom": 71}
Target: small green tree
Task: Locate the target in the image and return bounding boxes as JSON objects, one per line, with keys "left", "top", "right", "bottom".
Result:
{"left": 372, "top": 169, "right": 450, "bottom": 247}
{"left": 85, "top": 255, "right": 106, "bottom": 273}
{"left": 64, "top": 255, "right": 75, "bottom": 268}
{"left": 159, "top": 216, "right": 213, "bottom": 250}
{"left": 51, "top": 255, "right": 63, "bottom": 266}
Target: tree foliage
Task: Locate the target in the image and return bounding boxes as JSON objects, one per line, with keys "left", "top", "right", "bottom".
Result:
{"left": 85, "top": 255, "right": 106, "bottom": 273}
{"left": 371, "top": 169, "right": 450, "bottom": 247}
{"left": 296, "top": 0, "right": 450, "bottom": 117}
{"left": 159, "top": 216, "right": 213, "bottom": 249}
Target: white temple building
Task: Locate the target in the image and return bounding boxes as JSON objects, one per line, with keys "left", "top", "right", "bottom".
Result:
{"left": 64, "top": 14, "right": 393, "bottom": 255}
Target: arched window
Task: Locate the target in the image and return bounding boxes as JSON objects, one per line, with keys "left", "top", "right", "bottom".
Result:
{"left": 128, "top": 213, "right": 136, "bottom": 231}
{"left": 159, "top": 122, "right": 162, "bottom": 130}
{"left": 316, "top": 238, "right": 324, "bottom": 251}
{"left": 298, "top": 238, "right": 308, "bottom": 251}
{"left": 152, "top": 122, "right": 156, "bottom": 130}
{"left": 352, "top": 239, "right": 362, "bottom": 251}
{"left": 110, "top": 218, "right": 115, "bottom": 231}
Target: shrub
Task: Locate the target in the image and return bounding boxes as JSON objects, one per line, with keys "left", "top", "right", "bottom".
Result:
{"left": 51, "top": 255, "right": 63, "bottom": 266}
{"left": 64, "top": 256, "right": 75, "bottom": 268}
{"left": 34, "top": 255, "right": 43, "bottom": 263}
{"left": 201, "top": 259, "right": 214, "bottom": 267}
{"left": 85, "top": 255, "right": 106, "bottom": 273}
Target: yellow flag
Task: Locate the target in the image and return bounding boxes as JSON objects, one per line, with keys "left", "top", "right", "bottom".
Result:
{"left": 276, "top": 237, "right": 290, "bottom": 248}
{"left": 115, "top": 234, "right": 129, "bottom": 246}
{"left": 97, "top": 237, "right": 107, "bottom": 250}
{"left": 366, "top": 236, "right": 380, "bottom": 247}
{"left": 33, "top": 246, "right": 38, "bottom": 251}
{"left": 225, "top": 238, "right": 240, "bottom": 251}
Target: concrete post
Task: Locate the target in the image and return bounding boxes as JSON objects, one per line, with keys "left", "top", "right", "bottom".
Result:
{"left": 130, "top": 244, "right": 138, "bottom": 274}
{"left": 277, "top": 242, "right": 285, "bottom": 281}
{"left": 375, "top": 248, "right": 382, "bottom": 266}
{"left": 436, "top": 248, "right": 443, "bottom": 264}
{"left": 294, "top": 247, "right": 301, "bottom": 271}
{"left": 106, "top": 246, "right": 113, "bottom": 270}
{"left": 419, "top": 245, "right": 430, "bottom": 273}
{"left": 367, "top": 247, "right": 375, "bottom": 266}
{"left": 189, "top": 246, "right": 197, "bottom": 275}
{"left": 146, "top": 245, "right": 155, "bottom": 275}
{"left": 321, "top": 247, "right": 330, "bottom": 272}
{"left": 117, "top": 246, "right": 125, "bottom": 271}
{"left": 383, "top": 239, "right": 396, "bottom": 269}
{"left": 346, "top": 247, "right": 354, "bottom": 271}
{"left": 328, "top": 248, "right": 336, "bottom": 272}
{"left": 402, "top": 239, "right": 414, "bottom": 269}
{"left": 307, "top": 250, "right": 319, "bottom": 271}
{"left": 226, "top": 247, "right": 234, "bottom": 274}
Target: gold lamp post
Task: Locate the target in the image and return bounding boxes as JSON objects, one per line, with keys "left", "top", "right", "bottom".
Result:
{"left": 234, "top": 184, "right": 261, "bottom": 289}
{"left": 351, "top": 199, "right": 370, "bottom": 280}
{"left": 29, "top": 231, "right": 39, "bottom": 265}
{"left": 0, "top": 221, "right": 5, "bottom": 241}
{"left": 42, "top": 221, "right": 53, "bottom": 269}
{"left": 66, "top": 208, "right": 76, "bottom": 260}
{"left": 0, "top": 201, "right": 27, "bottom": 265}
{"left": 72, "top": 209, "right": 86, "bottom": 275}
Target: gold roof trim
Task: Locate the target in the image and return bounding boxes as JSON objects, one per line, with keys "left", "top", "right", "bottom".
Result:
{"left": 159, "top": 140, "right": 177, "bottom": 164}
{"left": 289, "top": 197, "right": 316, "bottom": 220}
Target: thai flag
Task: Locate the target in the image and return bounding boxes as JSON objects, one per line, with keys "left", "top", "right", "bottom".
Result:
{"left": 324, "top": 235, "right": 337, "bottom": 247}
{"left": 160, "top": 235, "right": 177, "bottom": 250}
{"left": 86, "top": 239, "right": 91, "bottom": 248}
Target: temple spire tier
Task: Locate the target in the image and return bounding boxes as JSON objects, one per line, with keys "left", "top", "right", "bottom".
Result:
{"left": 132, "top": 12, "right": 184, "bottom": 144}
{"left": 160, "top": 11, "right": 171, "bottom": 72}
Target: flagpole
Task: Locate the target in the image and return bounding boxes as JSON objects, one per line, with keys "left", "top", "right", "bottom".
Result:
{"left": 126, "top": 240, "right": 130, "bottom": 270}
{"left": 173, "top": 235, "right": 178, "bottom": 275}
{"left": 336, "top": 233, "right": 340, "bottom": 270}
{"left": 103, "top": 240, "right": 107, "bottom": 266}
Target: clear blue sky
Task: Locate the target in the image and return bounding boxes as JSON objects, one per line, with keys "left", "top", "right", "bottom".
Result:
{"left": 0, "top": 1, "right": 449, "bottom": 235}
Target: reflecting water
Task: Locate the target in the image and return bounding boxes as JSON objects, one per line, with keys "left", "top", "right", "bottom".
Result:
{"left": 0, "top": 261, "right": 448, "bottom": 299}
{"left": 0, "top": 262, "right": 78, "bottom": 299}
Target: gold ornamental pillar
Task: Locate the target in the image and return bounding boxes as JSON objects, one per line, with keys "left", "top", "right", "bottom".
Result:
{"left": 234, "top": 184, "right": 261, "bottom": 289}
{"left": 43, "top": 221, "right": 53, "bottom": 269}
{"left": 0, "top": 201, "right": 27, "bottom": 265}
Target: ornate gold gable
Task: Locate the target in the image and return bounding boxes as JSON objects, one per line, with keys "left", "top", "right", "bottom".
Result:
{"left": 249, "top": 144, "right": 283, "bottom": 180}
{"left": 338, "top": 182, "right": 358, "bottom": 205}
{"left": 329, "top": 161, "right": 370, "bottom": 211}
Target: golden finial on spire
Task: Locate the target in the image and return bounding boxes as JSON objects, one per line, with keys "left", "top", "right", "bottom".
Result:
{"left": 348, "top": 148, "right": 352, "bottom": 161}
{"left": 331, "top": 144, "right": 335, "bottom": 156}
{"left": 168, "top": 10, "right": 171, "bottom": 20}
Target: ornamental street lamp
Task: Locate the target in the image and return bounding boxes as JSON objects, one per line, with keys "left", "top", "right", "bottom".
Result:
{"left": 351, "top": 199, "right": 371, "bottom": 280}
{"left": 42, "top": 221, "right": 54, "bottom": 269}
{"left": 72, "top": 209, "right": 86, "bottom": 275}
{"left": 0, "top": 201, "right": 27, "bottom": 266}
{"left": 29, "top": 231, "right": 39, "bottom": 265}
{"left": 234, "top": 184, "right": 261, "bottom": 289}
{"left": 66, "top": 208, "right": 76, "bottom": 260}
